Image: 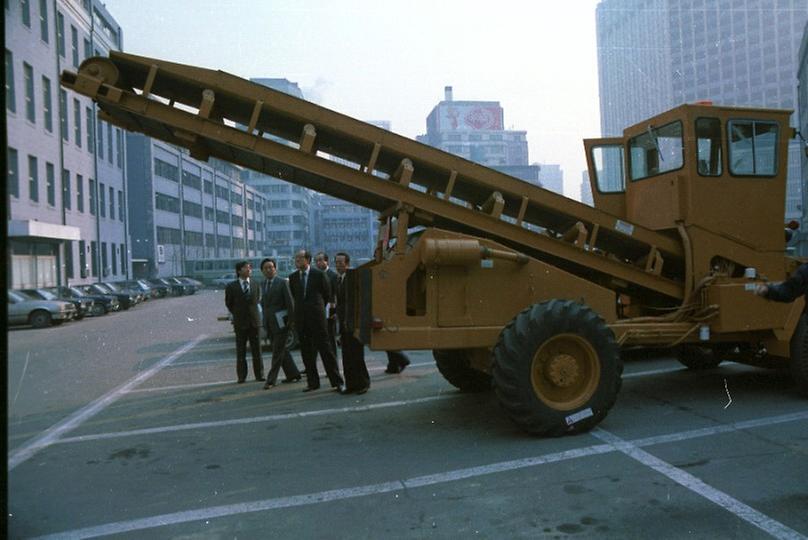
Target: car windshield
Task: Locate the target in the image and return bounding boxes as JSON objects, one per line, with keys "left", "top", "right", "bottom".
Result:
{"left": 68, "top": 286, "right": 87, "bottom": 297}
{"left": 35, "top": 289, "right": 59, "bottom": 300}
{"left": 92, "top": 284, "right": 112, "bottom": 293}
{"left": 104, "top": 283, "right": 122, "bottom": 291}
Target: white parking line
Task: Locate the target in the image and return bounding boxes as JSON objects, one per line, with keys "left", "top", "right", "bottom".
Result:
{"left": 32, "top": 410, "right": 808, "bottom": 540}
{"left": 7, "top": 335, "right": 208, "bottom": 471}
{"left": 128, "top": 361, "right": 435, "bottom": 393}
{"left": 623, "top": 366, "right": 685, "bottom": 378}
{"left": 592, "top": 428, "right": 807, "bottom": 540}
{"left": 54, "top": 395, "right": 457, "bottom": 444}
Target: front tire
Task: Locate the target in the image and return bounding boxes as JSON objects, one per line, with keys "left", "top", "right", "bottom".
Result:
{"left": 433, "top": 349, "right": 492, "bottom": 392}
{"left": 676, "top": 345, "right": 723, "bottom": 370}
{"left": 29, "top": 310, "right": 52, "bottom": 328}
{"left": 790, "top": 314, "right": 808, "bottom": 396}
{"left": 492, "top": 300, "right": 622, "bottom": 436}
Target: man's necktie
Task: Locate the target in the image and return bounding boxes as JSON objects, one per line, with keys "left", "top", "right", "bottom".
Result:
{"left": 242, "top": 280, "right": 249, "bottom": 295}
{"left": 301, "top": 271, "right": 307, "bottom": 298}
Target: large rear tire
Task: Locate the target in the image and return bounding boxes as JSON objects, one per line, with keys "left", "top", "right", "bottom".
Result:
{"left": 676, "top": 345, "right": 723, "bottom": 370}
{"left": 433, "top": 349, "right": 492, "bottom": 392}
{"left": 492, "top": 300, "right": 622, "bottom": 436}
{"left": 790, "top": 314, "right": 808, "bottom": 396}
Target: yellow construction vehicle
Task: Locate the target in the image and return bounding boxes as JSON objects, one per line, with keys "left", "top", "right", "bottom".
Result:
{"left": 62, "top": 53, "right": 807, "bottom": 436}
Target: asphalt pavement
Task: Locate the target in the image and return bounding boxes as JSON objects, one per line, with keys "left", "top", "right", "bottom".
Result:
{"left": 7, "top": 289, "right": 808, "bottom": 539}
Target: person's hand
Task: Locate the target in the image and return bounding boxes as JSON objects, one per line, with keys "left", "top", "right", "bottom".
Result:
{"left": 754, "top": 284, "right": 769, "bottom": 297}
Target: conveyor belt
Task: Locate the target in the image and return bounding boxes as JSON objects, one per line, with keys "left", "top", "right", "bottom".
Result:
{"left": 62, "top": 52, "right": 685, "bottom": 300}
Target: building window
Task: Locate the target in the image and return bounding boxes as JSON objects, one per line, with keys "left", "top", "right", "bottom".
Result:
{"left": 38, "top": 0, "right": 48, "bottom": 42}
{"left": 21, "top": 0, "right": 30, "bottom": 27}
{"left": 90, "top": 241, "right": 97, "bottom": 277}
{"left": 83, "top": 37, "right": 90, "bottom": 60}
{"left": 107, "top": 122, "right": 112, "bottom": 163}
{"left": 205, "top": 206, "right": 214, "bottom": 221}
{"left": 155, "top": 193, "right": 180, "bottom": 213}
{"left": 117, "top": 190, "right": 124, "bottom": 222}
{"left": 62, "top": 168, "right": 71, "bottom": 209}
{"left": 65, "top": 241, "right": 73, "bottom": 279}
{"left": 46, "top": 162, "right": 55, "bottom": 206}
{"left": 71, "top": 25, "right": 78, "bottom": 68}
{"left": 182, "top": 170, "right": 202, "bottom": 190}
{"left": 56, "top": 11, "right": 65, "bottom": 57}
{"left": 73, "top": 98, "right": 81, "bottom": 146}
{"left": 97, "top": 118, "right": 103, "bottom": 157}
{"left": 120, "top": 243, "right": 126, "bottom": 276}
{"left": 154, "top": 158, "right": 178, "bottom": 181}
{"left": 76, "top": 174, "right": 84, "bottom": 212}
{"left": 156, "top": 226, "right": 182, "bottom": 245}
{"left": 8, "top": 147, "right": 19, "bottom": 198}
{"left": 109, "top": 186, "right": 114, "bottom": 219}
{"left": 42, "top": 75, "right": 52, "bottom": 132}
{"left": 85, "top": 106, "right": 93, "bottom": 152}
{"left": 182, "top": 199, "right": 202, "bottom": 218}
{"left": 101, "top": 242, "right": 108, "bottom": 276}
{"left": 5, "top": 50, "right": 15, "bottom": 113}
{"left": 89, "top": 178, "right": 96, "bottom": 215}
{"left": 111, "top": 243, "right": 117, "bottom": 275}
{"left": 28, "top": 155, "right": 38, "bottom": 202}
{"left": 23, "top": 62, "right": 35, "bottom": 123}
{"left": 204, "top": 180, "right": 213, "bottom": 194}
{"left": 116, "top": 128, "right": 122, "bottom": 168}
{"left": 79, "top": 240, "right": 86, "bottom": 277}
{"left": 59, "top": 89, "right": 68, "bottom": 140}
{"left": 99, "top": 182, "right": 106, "bottom": 217}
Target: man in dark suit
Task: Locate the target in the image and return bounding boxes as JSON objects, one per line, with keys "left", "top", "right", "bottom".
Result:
{"left": 259, "top": 257, "right": 302, "bottom": 389}
{"left": 224, "top": 260, "right": 264, "bottom": 383}
{"left": 334, "top": 252, "right": 370, "bottom": 394}
{"left": 315, "top": 251, "right": 339, "bottom": 356}
{"left": 288, "top": 249, "right": 345, "bottom": 392}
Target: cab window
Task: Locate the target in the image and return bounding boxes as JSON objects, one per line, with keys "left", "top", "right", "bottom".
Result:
{"left": 728, "top": 120, "right": 778, "bottom": 176}
{"left": 591, "top": 144, "right": 625, "bottom": 193}
{"left": 696, "top": 117, "right": 722, "bottom": 176}
{"left": 629, "top": 121, "right": 684, "bottom": 181}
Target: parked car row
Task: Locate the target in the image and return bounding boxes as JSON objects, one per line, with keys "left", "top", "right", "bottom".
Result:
{"left": 7, "top": 276, "right": 204, "bottom": 329}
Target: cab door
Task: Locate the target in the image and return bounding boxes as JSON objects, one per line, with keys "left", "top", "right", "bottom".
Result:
{"left": 584, "top": 137, "right": 626, "bottom": 218}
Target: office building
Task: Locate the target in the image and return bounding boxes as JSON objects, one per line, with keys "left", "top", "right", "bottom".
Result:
{"left": 240, "top": 78, "right": 313, "bottom": 274}
{"left": 596, "top": 0, "right": 808, "bottom": 225}
{"left": 417, "top": 86, "right": 540, "bottom": 183}
{"left": 7, "top": 0, "right": 127, "bottom": 287}
{"left": 537, "top": 163, "right": 564, "bottom": 196}
{"left": 581, "top": 171, "right": 594, "bottom": 207}
{"left": 797, "top": 20, "right": 808, "bottom": 255}
{"left": 126, "top": 135, "right": 268, "bottom": 278}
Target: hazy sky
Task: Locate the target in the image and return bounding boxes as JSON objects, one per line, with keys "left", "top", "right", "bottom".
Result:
{"left": 103, "top": 0, "right": 603, "bottom": 199}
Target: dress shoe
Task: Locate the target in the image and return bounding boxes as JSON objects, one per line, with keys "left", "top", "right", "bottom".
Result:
{"left": 237, "top": 379, "right": 246, "bottom": 384}
{"left": 303, "top": 386, "right": 319, "bottom": 393}
{"left": 355, "top": 386, "right": 369, "bottom": 395}
{"left": 263, "top": 383, "right": 275, "bottom": 390}
{"left": 256, "top": 377, "right": 266, "bottom": 382}
{"left": 339, "top": 387, "right": 353, "bottom": 395}
{"left": 398, "top": 360, "right": 410, "bottom": 373}
{"left": 384, "top": 366, "right": 399, "bottom": 374}
{"left": 335, "top": 384, "right": 347, "bottom": 393}
{"left": 282, "top": 376, "right": 302, "bottom": 384}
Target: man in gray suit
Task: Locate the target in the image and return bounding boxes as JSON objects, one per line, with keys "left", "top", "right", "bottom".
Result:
{"left": 225, "top": 260, "right": 264, "bottom": 383}
{"left": 259, "top": 258, "right": 302, "bottom": 388}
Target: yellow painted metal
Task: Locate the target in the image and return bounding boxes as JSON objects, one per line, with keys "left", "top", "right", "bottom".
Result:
{"left": 530, "top": 333, "right": 601, "bottom": 410}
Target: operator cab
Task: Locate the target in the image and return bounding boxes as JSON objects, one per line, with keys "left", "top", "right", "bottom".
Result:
{"left": 584, "top": 103, "right": 794, "bottom": 252}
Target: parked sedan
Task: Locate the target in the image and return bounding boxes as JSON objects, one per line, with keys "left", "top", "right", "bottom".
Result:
{"left": 79, "top": 284, "right": 136, "bottom": 310}
{"left": 171, "top": 276, "right": 199, "bottom": 295}
{"left": 211, "top": 273, "right": 235, "bottom": 287}
{"left": 125, "top": 279, "right": 167, "bottom": 299}
{"left": 8, "top": 290, "right": 77, "bottom": 328}
{"left": 103, "top": 282, "right": 145, "bottom": 304}
{"left": 48, "top": 286, "right": 119, "bottom": 315}
{"left": 147, "top": 278, "right": 184, "bottom": 296}
{"left": 18, "top": 288, "right": 94, "bottom": 320}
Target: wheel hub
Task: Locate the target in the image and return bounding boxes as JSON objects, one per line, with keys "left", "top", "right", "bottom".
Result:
{"left": 531, "top": 333, "right": 601, "bottom": 410}
{"left": 546, "top": 354, "right": 580, "bottom": 387}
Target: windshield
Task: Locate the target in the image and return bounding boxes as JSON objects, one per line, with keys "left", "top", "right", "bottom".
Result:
{"left": 35, "top": 289, "right": 58, "bottom": 300}
{"left": 8, "top": 290, "right": 26, "bottom": 302}
{"left": 104, "top": 283, "right": 121, "bottom": 291}
{"left": 629, "top": 121, "right": 684, "bottom": 181}
{"left": 68, "top": 287, "right": 86, "bottom": 296}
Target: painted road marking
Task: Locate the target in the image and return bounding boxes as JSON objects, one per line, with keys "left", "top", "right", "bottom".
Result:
{"left": 7, "top": 335, "right": 208, "bottom": 471}
{"left": 592, "top": 428, "right": 807, "bottom": 540}
{"left": 32, "top": 410, "right": 808, "bottom": 539}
